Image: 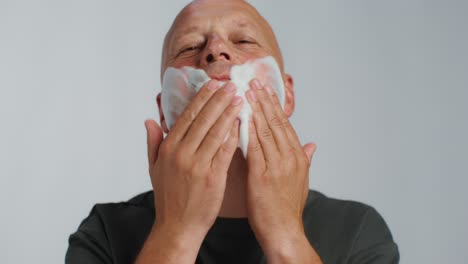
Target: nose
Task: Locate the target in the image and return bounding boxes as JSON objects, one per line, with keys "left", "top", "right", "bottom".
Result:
{"left": 201, "top": 36, "right": 231, "bottom": 65}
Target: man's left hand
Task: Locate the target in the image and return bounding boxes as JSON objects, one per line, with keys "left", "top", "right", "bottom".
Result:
{"left": 245, "top": 79, "right": 321, "bottom": 263}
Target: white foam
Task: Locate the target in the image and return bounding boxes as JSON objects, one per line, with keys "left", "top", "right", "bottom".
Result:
{"left": 161, "top": 56, "right": 285, "bottom": 158}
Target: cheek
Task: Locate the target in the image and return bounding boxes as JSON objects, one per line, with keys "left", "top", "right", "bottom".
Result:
{"left": 170, "top": 60, "right": 197, "bottom": 69}
{"left": 236, "top": 50, "right": 273, "bottom": 64}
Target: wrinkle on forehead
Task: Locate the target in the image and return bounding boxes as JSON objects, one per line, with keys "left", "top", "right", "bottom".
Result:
{"left": 161, "top": 0, "right": 284, "bottom": 81}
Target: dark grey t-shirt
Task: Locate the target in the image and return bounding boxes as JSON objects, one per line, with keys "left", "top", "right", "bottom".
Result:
{"left": 65, "top": 190, "right": 399, "bottom": 264}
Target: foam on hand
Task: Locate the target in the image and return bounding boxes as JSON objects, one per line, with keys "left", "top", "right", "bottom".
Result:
{"left": 161, "top": 56, "right": 285, "bottom": 158}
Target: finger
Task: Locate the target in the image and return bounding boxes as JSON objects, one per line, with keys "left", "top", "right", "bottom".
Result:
{"left": 167, "top": 80, "right": 220, "bottom": 143}
{"left": 145, "top": 119, "right": 164, "bottom": 165}
{"left": 182, "top": 82, "right": 238, "bottom": 152}
{"left": 303, "top": 143, "right": 318, "bottom": 167}
{"left": 246, "top": 87, "right": 280, "bottom": 163}
{"left": 212, "top": 119, "right": 241, "bottom": 171}
{"left": 246, "top": 118, "right": 266, "bottom": 173}
{"left": 197, "top": 95, "right": 243, "bottom": 161}
{"left": 263, "top": 82, "right": 303, "bottom": 152}
{"left": 250, "top": 79, "right": 292, "bottom": 155}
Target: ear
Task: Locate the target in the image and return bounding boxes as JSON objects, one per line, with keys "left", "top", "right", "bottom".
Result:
{"left": 156, "top": 93, "right": 169, "bottom": 133}
{"left": 283, "top": 73, "right": 295, "bottom": 117}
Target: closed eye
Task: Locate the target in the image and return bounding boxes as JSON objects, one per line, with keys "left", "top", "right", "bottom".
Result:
{"left": 237, "top": 40, "right": 254, "bottom": 44}
{"left": 176, "top": 43, "right": 203, "bottom": 57}
{"left": 181, "top": 45, "right": 200, "bottom": 53}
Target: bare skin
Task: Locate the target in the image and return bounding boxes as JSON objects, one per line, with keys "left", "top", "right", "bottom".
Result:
{"left": 136, "top": 0, "right": 322, "bottom": 263}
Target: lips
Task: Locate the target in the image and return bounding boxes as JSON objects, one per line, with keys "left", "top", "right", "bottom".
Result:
{"left": 204, "top": 62, "right": 232, "bottom": 81}
{"left": 210, "top": 74, "right": 231, "bottom": 81}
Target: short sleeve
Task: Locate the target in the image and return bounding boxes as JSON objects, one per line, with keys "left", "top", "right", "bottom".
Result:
{"left": 347, "top": 207, "right": 400, "bottom": 264}
{"left": 65, "top": 206, "right": 113, "bottom": 264}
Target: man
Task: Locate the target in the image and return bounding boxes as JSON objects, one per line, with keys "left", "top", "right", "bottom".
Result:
{"left": 66, "top": 1, "right": 399, "bottom": 263}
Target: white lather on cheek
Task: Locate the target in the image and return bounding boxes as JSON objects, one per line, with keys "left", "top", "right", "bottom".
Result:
{"left": 161, "top": 56, "right": 285, "bottom": 158}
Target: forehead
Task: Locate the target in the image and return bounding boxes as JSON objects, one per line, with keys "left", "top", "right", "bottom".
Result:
{"left": 171, "top": 1, "right": 265, "bottom": 36}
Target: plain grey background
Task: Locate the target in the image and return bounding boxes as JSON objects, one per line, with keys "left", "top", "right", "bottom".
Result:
{"left": 1, "top": 0, "right": 467, "bottom": 263}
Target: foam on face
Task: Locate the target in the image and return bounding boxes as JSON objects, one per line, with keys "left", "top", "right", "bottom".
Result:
{"left": 161, "top": 56, "right": 285, "bottom": 158}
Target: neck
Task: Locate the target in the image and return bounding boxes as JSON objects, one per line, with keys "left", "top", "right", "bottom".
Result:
{"left": 218, "top": 149, "right": 248, "bottom": 218}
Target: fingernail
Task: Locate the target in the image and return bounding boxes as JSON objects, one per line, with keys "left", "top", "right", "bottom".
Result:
{"left": 265, "top": 85, "right": 275, "bottom": 96}
{"left": 231, "top": 96, "right": 243, "bottom": 106}
{"left": 252, "top": 79, "right": 262, "bottom": 89}
{"left": 248, "top": 90, "right": 257, "bottom": 102}
{"left": 224, "top": 82, "right": 236, "bottom": 93}
{"left": 208, "top": 80, "right": 218, "bottom": 90}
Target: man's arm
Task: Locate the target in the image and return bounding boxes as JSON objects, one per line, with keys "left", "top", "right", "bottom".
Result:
{"left": 136, "top": 80, "right": 242, "bottom": 263}
{"left": 244, "top": 80, "right": 322, "bottom": 263}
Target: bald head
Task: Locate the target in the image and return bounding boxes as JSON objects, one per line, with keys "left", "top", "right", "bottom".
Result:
{"left": 160, "top": 0, "right": 285, "bottom": 81}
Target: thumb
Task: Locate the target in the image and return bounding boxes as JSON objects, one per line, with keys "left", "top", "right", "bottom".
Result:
{"left": 302, "top": 143, "right": 317, "bottom": 166}
{"left": 145, "top": 119, "right": 164, "bottom": 165}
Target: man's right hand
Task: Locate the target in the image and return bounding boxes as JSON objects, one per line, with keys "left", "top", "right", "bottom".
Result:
{"left": 136, "top": 80, "right": 243, "bottom": 263}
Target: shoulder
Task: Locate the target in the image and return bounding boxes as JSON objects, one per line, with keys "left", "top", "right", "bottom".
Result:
{"left": 66, "top": 190, "right": 155, "bottom": 264}
{"left": 79, "top": 190, "right": 155, "bottom": 238}
{"left": 303, "top": 190, "right": 399, "bottom": 264}
{"left": 94, "top": 189, "right": 155, "bottom": 213}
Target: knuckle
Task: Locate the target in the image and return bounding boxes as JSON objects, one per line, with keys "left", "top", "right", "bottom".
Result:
{"left": 269, "top": 116, "right": 282, "bottom": 128}
{"left": 281, "top": 117, "right": 291, "bottom": 128}
{"left": 253, "top": 103, "right": 262, "bottom": 113}
{"left": 286, "top": 152, "right": 300, "bottom": 166}
{"left": 260, "top": 127, "right": 273, "bottom": 138}
{"left": 198, "top": 88, "right": 213, "bottom": 102}
{"left": 272, "top": 97, "right": 281, "bottom": 106}
{"left": 196, "top": 111, "right": 211, "bottom": 126}
{"left": 220, "top": 141, "right": 233, "bottom": 155}
{"left": 188, "top": 108, "right": 198, "bottom": 121}
{"left": 284, "top": 146, "right": 296, "bottom": 158}
{"left": 300, "top": 152, "right": 311, "bottom": 166}
{"left": 252, "top": 141, "right": 262, "bottom": 152}
{"left": 189, "top": 114, "right": 210, "bottom": 134}
{"left": 204, "top": 172, "right": 218, "bottom": 189}
{"left": 159, "top": 140, "right": 172, "bottom": 155}
{"left": 257, "top": 91, "right": 269, "bottom": 101}
{"left": 180, "top": 108, "right": 196, "bottom": 124}
{"left": 206, "top": 128, "right": 225, "bottom": 144}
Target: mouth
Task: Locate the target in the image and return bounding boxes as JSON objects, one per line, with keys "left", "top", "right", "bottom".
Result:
{"left": 205, "top": 62, "right": 232, "bottom": 82}
{"left": 210, "top": 74, "right": 231, "bottom": 81}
